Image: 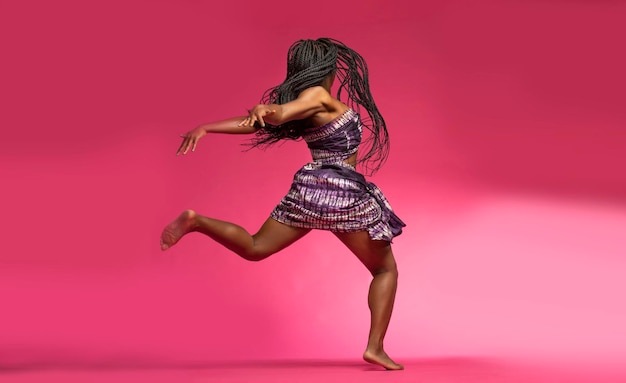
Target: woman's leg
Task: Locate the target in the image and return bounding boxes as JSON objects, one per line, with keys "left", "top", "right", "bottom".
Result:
{"left": 333, "top": 231, "right": 403, "bottom": 370}
{"left": 160, "top": 210, "right": 310, "bottom": 261}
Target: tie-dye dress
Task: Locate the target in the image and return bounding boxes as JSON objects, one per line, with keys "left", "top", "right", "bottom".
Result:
{"left": 270, "top": 109, "right": 405, "bottom": 241}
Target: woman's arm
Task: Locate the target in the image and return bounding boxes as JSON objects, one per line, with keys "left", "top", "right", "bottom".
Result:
{"left": 239, "top": 86, "right": 332, "bottom": 128}
{"left": 198, "top": 116, "right": 256, "bottom": 134}
{"left": 177, "top": 116, "right": 254, "bottom": 155}
{"left": 177, "top": 86, "right": 332, "bottom": 155}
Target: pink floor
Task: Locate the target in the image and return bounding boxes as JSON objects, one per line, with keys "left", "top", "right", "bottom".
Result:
{"left": 3, "top": 358, "right": 626, "bottom": 383}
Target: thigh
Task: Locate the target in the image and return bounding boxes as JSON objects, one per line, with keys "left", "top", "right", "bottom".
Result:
{"left": 252, "top": 217, "right": 311, "bottom": 255}
{"left": 333, "top": 231, "right": 397, "bottom": 275}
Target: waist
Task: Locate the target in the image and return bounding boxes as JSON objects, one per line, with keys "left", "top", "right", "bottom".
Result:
{"left": 302, "top": 159, "right": 358, "bottom": 173}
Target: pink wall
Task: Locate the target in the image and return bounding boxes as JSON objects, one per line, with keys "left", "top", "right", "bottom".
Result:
{"left": 1, "top": 0, "right": 625, "bottom": 368}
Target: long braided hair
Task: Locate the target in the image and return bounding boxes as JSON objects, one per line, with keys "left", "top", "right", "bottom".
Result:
{"left": 250, "top": 38, "right": 389, "bottom": 175}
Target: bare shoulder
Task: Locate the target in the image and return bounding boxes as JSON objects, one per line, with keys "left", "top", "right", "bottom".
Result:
{"left": 298, "top": 86, "right": 332, "bottom": 103}
{"left": 299, "top": 86, "right": 345, "bottom": 113}
{"left": 297, "top": 87, "right": 348, "bottom": 127}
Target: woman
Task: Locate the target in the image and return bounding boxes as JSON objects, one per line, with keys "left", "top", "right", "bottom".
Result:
{"left": 160, "top": 38, "right": 405, "bottom": 370}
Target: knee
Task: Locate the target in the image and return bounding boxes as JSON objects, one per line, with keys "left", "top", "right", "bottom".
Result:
{"left": 239, "top": 246, "right": 273, "bottom": 262}
{"left": 371, "top": 260, "right": 398, "bottom": 277}
{"left": 243, "top": 253, "right": 266, "bottom": 262}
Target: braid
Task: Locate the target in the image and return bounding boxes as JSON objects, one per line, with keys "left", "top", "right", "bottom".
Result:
{"left": 334, "top": 41, "right": 389, "bottom": 175}
{"left": 250, "top": 38, "right": 390, "bottom": 175}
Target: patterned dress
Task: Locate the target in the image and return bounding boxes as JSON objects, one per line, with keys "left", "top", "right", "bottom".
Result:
{"left": 270, "top": 109, "right": 405, "bottom": 241}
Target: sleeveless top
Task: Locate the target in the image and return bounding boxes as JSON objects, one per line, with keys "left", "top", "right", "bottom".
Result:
{"left": 270, "top": 109, "right": 405, "bottom": 241}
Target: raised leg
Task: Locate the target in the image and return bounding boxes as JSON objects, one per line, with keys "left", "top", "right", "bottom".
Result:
{"left": 334, "top": 231, "right": 403, "bottom": 370}
{"left": 160, "top": 210, "right": 310, "bottom": 261}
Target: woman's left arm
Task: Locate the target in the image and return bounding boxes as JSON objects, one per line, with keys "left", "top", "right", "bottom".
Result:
{"left": 239, "top": 86, "right": 331, "bottom": 128}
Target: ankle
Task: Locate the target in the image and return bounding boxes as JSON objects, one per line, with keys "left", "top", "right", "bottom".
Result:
{"left": 366, "top": 339, "right": 384, "bottom": 353}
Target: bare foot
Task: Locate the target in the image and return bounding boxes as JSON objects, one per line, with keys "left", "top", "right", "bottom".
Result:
{"left": 363, "top": 349, "right": 404, "bottom": 370}
{"left": 160, "top": 210, "right": 197, "bottom": 250}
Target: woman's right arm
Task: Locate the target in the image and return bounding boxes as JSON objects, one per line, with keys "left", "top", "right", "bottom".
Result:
{"left": 176, "top": 116, "right": 255, "bottom": 155}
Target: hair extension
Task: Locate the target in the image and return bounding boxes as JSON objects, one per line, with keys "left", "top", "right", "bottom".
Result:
{"left": 250, "top": 38, "right": 389, "bottom": 175}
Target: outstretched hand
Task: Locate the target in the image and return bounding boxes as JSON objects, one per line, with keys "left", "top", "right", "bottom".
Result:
{"left": 239, "top": 104, "right": 276, "bottom": 128}
{"left": 177, "top": 127, "right": 206, "bottom": 155}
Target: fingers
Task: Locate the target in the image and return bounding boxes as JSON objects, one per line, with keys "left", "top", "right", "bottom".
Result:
{"left": 238, "top": 106, "right": 277, "bottom": 128}
{"left": 254, "top": 113, "right": 264, "bottom": 128}
{"left": 176, "top": 135, "right": 188, "bottom": 155}
{"left": 255, "top": 109, "right": 276, "bottom": 128}
{"left": 176, "top": 134, "right": 196, "bottom": 155}
{"left": 238, "top": 117, "right": 251, "bottom": 127}
{"left": 238, "top": 116, "right": 260, "bottom": 128}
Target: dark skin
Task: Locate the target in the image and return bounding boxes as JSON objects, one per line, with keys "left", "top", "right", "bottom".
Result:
{"left": 161, "top": 74, "right": 402, "bottom": 370}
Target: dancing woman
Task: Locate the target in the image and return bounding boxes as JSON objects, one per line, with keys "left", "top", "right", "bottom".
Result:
{"left": 160, "top": 38, "right": 405, "bottom": 370}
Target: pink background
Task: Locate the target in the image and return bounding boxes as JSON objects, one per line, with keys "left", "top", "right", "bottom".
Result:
{"left": 1, "top": 0, "right": 625, "bottom": 370}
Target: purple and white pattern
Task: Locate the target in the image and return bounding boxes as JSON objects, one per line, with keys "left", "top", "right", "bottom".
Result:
{"left": 270, "top": 109, "right": 405, "bottom": 241}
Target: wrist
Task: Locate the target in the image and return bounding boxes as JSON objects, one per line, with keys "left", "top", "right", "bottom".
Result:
{"left": 197, "top": 124, "right": 211, "bottom": 133}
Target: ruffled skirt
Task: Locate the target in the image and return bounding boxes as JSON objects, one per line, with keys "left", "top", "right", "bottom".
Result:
{"left": 270, "top": 162, "right": 405, "bottom": 241}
